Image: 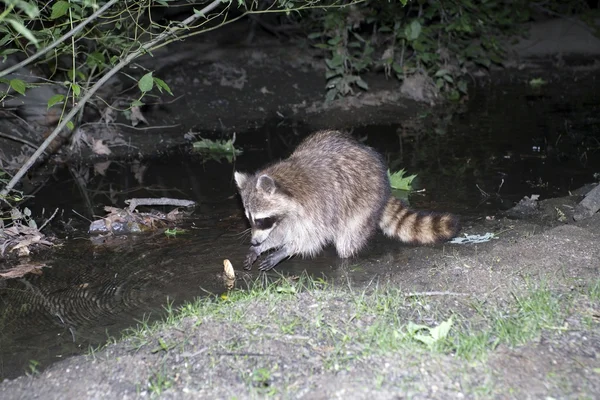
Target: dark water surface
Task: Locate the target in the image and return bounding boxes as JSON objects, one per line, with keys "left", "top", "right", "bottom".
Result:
{"left": 1, "top": 77, "right": 599, "bottom": 380}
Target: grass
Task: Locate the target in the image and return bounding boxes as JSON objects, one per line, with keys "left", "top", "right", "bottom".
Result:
{"left": 114, "top": 275, "right": 588, "bottom": 363}
{"left": 79, "top": 275, "right": 600, "bottom": 397}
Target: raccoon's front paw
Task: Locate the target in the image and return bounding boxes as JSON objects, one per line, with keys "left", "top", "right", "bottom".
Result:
{"left": 258, "top": 256, "right": 278, "bottom": 271}
{"left": 244, "top": 249, "right": 259, "bottom": 270}
{"left": 258, "top": 248, "right": 289, "bottom": 271}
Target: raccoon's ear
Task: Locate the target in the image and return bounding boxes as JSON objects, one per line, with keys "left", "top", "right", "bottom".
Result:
{"left": 256, "top": 174, "right": 276, "bottom": 195}
{"left": 234, "top": 171, "right": 249, "bottom": 190}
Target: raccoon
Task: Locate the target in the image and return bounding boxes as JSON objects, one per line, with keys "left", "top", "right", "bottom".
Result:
{"left": 234, "top": 130, "right": 459, "bottom": 271}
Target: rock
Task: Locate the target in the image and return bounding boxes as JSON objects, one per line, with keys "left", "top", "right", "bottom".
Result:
{"left": 573, "top": 183, "right": 600, "bottom": 221}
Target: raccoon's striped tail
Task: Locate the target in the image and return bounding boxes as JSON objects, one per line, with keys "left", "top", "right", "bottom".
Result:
{"left": 379, "top": 197, "right": 460, "bottom": 244}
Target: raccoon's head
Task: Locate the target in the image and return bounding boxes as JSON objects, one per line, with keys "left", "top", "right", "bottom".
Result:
{"left": 234, "top": 171, "right": 292, "bottom": 246}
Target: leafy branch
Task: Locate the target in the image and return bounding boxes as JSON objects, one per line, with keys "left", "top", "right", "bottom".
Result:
{"left": 0, "top": 0, "right": 224, "bottom": 197}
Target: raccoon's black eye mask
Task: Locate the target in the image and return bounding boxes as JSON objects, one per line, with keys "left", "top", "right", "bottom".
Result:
{"left": 253, "top": 217, "right": 277, "bottom": 230}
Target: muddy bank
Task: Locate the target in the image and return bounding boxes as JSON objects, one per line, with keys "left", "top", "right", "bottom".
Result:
{"left": 0, "top": 198, "right": 598, "bottom": 399}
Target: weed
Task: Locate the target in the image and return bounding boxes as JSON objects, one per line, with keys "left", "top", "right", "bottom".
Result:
{"left": 192, "top": 137, "right": 242, "bottom": 163}
{"left": 588, "top": 279, "right": 600, "bottom": 301}
{"left": 26, "top": 359, "right": 40, "bottom": 376}
{"left": 164, "top": 228, "right": 186, "bottom": 237}
{"left": 147, "top": 364, "right": 174, "bottom": 397}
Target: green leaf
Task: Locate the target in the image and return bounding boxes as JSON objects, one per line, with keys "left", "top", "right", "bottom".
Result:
{"left": 7, "top": 19, "right": 38, "bottom": 47}
{"left": 325, "top": 54, "right": 344, "bottom": 69}
{"left": 276, "top": 285, "right": 297, "bottom": 294}
{"left": 404, "top": 20, "right": 422, "bottom": 41}
{"left": 388, "top": 169, "right": 417, "bottom": 191}
{"left": 138, "top": 72, "right": 154, "bottom": 92}
{"left": 406, "top": 321, "right": 430, "bottom": 335}
{"left": 9, "top": 79, "right": 26, "bottom": 95}
{"left": 86, "top": 51, "right": 106, "bottom": 68}
{"left": 307, "top": 32, "right": 321, "bottom": 40}
{"left": 325, "top": 88, "right": 337, "bottom": 103}
{"left": 66, "top": 120, "right": 74, "bottom": 130}
{"left": 50, "top": 1, "right": 70, "bottom": 20}
{"left": 355, "top": 77, "right": 369, "bottom": 91}
{"left": 529, "top": 78, "right": 547, "bottom": 88}
{"left": 429, "top": 317, "right": 453, "bottom": 341}
{"left": 325, "top": 69, "right": 341, "bottom": 80}
{"left": 130, "top": 99, "right": 144, "bottom": 107}
{"left": 193, "top": 8, "right": 206, "bottom": 18}
{"left": 71, "top": 83, "right": 81, "bottom": 97}
{"left": 153, "top": 77, "right": 173, "bottom": 95}
{"left": 0, "top": 34, "right": 11, "bottom": 47}
{"left": 47, "top": 94, "right": 65, "bottom": 108}
{"left": 313, "top": 43, "right": 330, "bottom": 50}
{"left": 414, "top": 333, "right": 435, "bottom": 346}
{"left": 12, "top": 1, "right": 40, "bottom": 18}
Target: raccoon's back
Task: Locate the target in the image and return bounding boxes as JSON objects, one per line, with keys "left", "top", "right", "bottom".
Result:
{"left": 266, "top": 130, "right": 391, "bottom": 226}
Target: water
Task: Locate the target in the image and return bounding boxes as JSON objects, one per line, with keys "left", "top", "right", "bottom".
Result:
{"left": 1, "top": 76, "right": 599, "bottom": 379}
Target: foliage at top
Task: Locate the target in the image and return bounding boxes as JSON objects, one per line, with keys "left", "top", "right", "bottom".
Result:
{"left": 306, "top": 0, "right": 536, "bottom": 102}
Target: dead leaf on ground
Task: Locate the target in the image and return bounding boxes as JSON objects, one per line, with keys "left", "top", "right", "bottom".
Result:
{"left": 130, "top": 106, "right": 148, "bottom": 127}
{"left": 92, "top": 139, "right": 112, "bottom": 155}
{"left": 94, "top": 160, "right": 112, "bottom": 176}
{"left": 101, "top": 107, "right": 116, "bottom": 124}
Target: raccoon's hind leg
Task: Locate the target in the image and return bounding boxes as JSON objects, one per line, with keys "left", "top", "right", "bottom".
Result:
{"left": 334, "top": 216, "right": 374, "bottom": 258}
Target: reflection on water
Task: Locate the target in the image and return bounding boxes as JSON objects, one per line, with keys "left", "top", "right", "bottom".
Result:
{"left": 1, "top": 75, "right": 599, "bottom": 379}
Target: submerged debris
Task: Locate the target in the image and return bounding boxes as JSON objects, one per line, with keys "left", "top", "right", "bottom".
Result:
{"left": 191, "top": 134, "right": 242, "bottom": 163}
{"left": 0, "top": 261, "right": 49, "bottom": 279}
{"left": 89, "top": 203, "right": 188, "bottom": 236}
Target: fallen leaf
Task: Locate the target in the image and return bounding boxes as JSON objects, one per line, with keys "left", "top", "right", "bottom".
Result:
{"left": 130, "top": 106, "right": 148, "bottom": 127}
{"left": 94, "top": 160, "right": 112, "bottom": 176}
{"left": 102, "top": 107, "right": 115, "bottom": 124}
{"left": 92, "top": 139, "right": 111, "bottom": 155}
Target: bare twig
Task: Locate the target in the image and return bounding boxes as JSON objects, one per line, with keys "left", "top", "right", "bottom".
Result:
{"left": 38, "top": 207, "right": 59, "bottom": 232}
{"left": 79, "top": 122, "right": 181, "bottom": 131}
{"left": 0, "top": 0, "right": 224, "bottom": 198}
{"left": 0, "top": 131, "right": 46, "bottom": 153}
{"left": 125, "top": 197, "right": 196, "bottom": 212}
{"left": 404, "top": 291, "right": 469, "bottom": 297}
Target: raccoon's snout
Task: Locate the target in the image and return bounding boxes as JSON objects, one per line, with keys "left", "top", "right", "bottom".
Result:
{"left": 250, "top": 227, "right": 272, "bottom": 246}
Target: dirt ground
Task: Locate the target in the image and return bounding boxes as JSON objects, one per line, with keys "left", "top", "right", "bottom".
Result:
{"left": 1, "top": 17, "right": 600, "bottom": 400}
